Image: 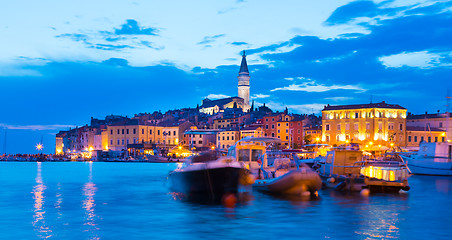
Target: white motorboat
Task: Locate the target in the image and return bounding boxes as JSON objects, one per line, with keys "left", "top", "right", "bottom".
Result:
{"left": 402, "top": 142, "right": 452, "bottom": 176}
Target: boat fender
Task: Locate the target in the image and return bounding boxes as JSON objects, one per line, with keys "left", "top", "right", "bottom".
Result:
{"left": 327, "top": 177, "right": 336, "bottom": 183}
{"left": 360, "top": 188, "right": 370, "bottom": 197}
{"left": 402, "top": 186, "right": 411, "bottom": 191}
{"left": 335, "top": 181, "right": 347, "bottom": 191}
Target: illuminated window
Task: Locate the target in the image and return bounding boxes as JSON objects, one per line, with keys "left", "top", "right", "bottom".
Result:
{"left": 326, "top": 124, "right": 330, "bottom": 131}
{"left": 337, "top": 124, "right": 341, "bottom": 131}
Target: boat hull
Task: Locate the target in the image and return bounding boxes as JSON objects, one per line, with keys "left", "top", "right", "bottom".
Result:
{"left": 404, "top": 157, "right": 452, "bottom": 176}
{"left": 253, "top": 169, "right": 322, "bottom": 195}
{"left": 168, "top": 166, "right": 242, "bottom": 201}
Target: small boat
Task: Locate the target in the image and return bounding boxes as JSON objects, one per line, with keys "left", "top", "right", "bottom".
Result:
{"left": 317, "top": 150, "right": 410, "bottom": 193}
{"left": 402, "top": 142, "right": 452, "bottom": 176}
{"left": 167, "top": 151, "right": 250, "bottom": 202}
{"left": 228, "top": 137, "right": 322, "bottom": 196}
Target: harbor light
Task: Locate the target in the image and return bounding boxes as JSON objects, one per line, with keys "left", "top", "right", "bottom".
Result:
{"left": 36, "top": 143, "right": 43, "bottom": 151}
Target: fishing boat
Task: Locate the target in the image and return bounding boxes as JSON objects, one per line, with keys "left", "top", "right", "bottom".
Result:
{"left": 402, "top": 142, "right": 452, "bottom": 176}
{"left": 228, "top": 137, "right": 322, "bottom": 196}
{"left": 317, "top": 149, "right": 410, "bottom": 193}
{"left": 167, "top": 151, "right": 250, "bottom": 201}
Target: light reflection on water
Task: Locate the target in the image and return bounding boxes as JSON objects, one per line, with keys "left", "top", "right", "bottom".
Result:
{"left": 0, "top": 162, "right": 450, "bottom": 239}
{"left": 32, "top": 162, "right": 52, "bottom": 239}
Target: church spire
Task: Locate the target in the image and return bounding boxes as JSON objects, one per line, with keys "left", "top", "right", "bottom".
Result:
{"left": 239, "top": 50, "right": 249, "bottom": 73}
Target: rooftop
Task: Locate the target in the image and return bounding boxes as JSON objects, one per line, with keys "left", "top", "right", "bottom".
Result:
{"left": 323, "top": 101, "right": 406, "bottom": 111}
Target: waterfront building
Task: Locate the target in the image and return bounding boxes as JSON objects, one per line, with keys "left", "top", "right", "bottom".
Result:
{"left": 406, "top": 112, "right": 451, "bottom": 142}
{"left": 276, "top": 119, "right": 291, "bottom": 146}
{"left": 184, "top": 128, "right": 220, "bottom": 150}
{"left": 107, "top": 119, "right": 157, "bottom": 151}
{"left": 321, "top": 101, "right": 407, "bottom": 148}
{"left": 405, "top": 126, "right": 446, "bottom": 148}
{"left": 217, "top": 129, "right": 240, "bottom": 150}
{"left": 240, "top": 126, "right": 263, "bottom": 139}
{"left": 303, "top": 125, "right": 322, "bottom": 145}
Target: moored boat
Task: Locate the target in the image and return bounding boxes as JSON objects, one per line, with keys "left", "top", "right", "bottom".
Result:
{"left": 228, "top": 137, "right": 322, "bottom": 196}
{"left": 402, "top": 142, "right": 452, "bottom": 176}
{"left": 317, "top": 150, "right": 410, "bottom": 193}
{"left": 167, "top": 151, "right": 249, "bottom": 202}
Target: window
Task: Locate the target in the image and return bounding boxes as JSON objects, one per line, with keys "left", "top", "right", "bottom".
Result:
{"left": 366, "top": 123, "right": 370, "bottom": 130}
{"left": 439, "top": 122, "right": 443, "bottom": 128}
{"left": 428, "top": 137, "right": 431, "bottom": 142}
{"left": 272, "top": 118, "right": 274, "bottom": 121}
{"left": 266, "top": 125, "right": 269, "bottom": 129}
{"left": 117, "top": 140, "right": 120, "bottom": 145}
{"left": 133, "top": 129, "right": 136, "bottom": 134}
{"left": 285, "top": 136, "right": 288, "bottom": 140}
{"left": 278, "top": 123, "right": 280, "bottom": 127}
{"left": 227, "top": 136, "right": 229, "bottom": 140}
{"left": 414, "top": 136, "right": 417, "bottom": 142}
{"left": 286, "top": 123, "right": 288, "bottom": 126}
{"left": 110, "top": 140, "right": 113, "bottom": 145}
{"left": 388, "top": 123, "right": 394, "bottom": 130}
{"left": 421, "top": 136, "right": 424, "bottom": 142}
{"left": 117, "top": 129, "right": 120, "bottom": 134}
{"left": 399, "top": 124, "right": 403, "bottom": 131}
{"left": 355, "top": 112, "right": 359, "bottom": 119}
{"left": 272, "top": 133, "right": 275, "bottom": 137}
{"left": 266, "top": 119, "right": 268, "bottom": 122}
{"left": 408, "top": 136, "right": 412, "bottom": 142}
{"left": 218, "top": 136, "right": 220, "bottom": 140}
{"left": 127, "top": 139, "right": 129, "bottom": 144}
{"left": 142, "top": 129, "right": 144, "bottom": 134}
{"left": 286, "top": 129, "right": 288, "bottom": 133}
{"left": 122, "top": 129, "right": 124, "bottom": 134}
{"left": 173, "top": 131, "right": 176, "bottom": 136}
{"left": 198, "top": 141, "right": 202, "bottom": 144}
{"left": 278, "top": 130, "right": 280, "bottom": 133}
{"left": 158, "top": 130, "right": 160, "bottom": 135}
{"left": 326, "top": 124, "right": 330, "bottom": 131}
{"left": 110, "top": 130, "right": 113, "bottom": 135}
{"left": 337, "top": 124, "right": 341, "bottom": 131}
{"left": 168, "top": 131, "right": 171, "bottom": 136}
{"left": 346, "top": 124, "right": 350, "bottom": 131}
{"left": 354, "top": 123, "right": 359, "bottom": 130}
{"left": 133, "top": 138, "right": 136, "bottom": 144}
{"left": 121, "top": 139, "right": 124, "bottom": 145}
{"left": 150, "top": 130, "right": 152, "bottom": 134}
{"left": 379, "top": 122, "right": 382, "bottom": 130}
{"left": 222, "top": 136, "right": 225, "bottom": 140}
{"left": 442, "top": 137, "right": 445, "bottom": 142}
{"left": 232, "top": 136, "right": 234, "bottom": 140}
{"left": 272, "top": 124, "right": 275, "bottom": 129}
{"left": 435, "top": 137, "right": 438, "bottom": 142}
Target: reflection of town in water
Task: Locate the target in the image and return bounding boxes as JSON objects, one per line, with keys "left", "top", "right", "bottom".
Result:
{"left": 32, "top": 162, "right": 52, "bottom": 239}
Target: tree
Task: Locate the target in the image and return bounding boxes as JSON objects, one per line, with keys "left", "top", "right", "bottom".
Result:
{"left": 304, "top": 134, "right": 312, "bottom": 145}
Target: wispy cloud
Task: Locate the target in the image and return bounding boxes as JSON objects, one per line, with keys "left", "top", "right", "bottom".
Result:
{"left": 0, "top": 123, "right": 74, "bottom": 131}
{"left": 325, "top": 96, "right": 354, "bottom": 101}
{"left": 251, "top": 94, "right": 270, "bottom": 99}
{"left": 379, "top": 50, "right": 452, "bottom": 69}
{"left": 198, "top": 34, "right": 226, "bottom": 45}
{"left": 205, "top": 94, "right": 230, "bottom": 99}
{"left": 114, "top": 19, "right": 158, "bottom": 35}
{"left": 256, "top": 101, "right": 325, "bottom": 114}
{"left": 271, "top": 80, "right": 365, "bottom": 93}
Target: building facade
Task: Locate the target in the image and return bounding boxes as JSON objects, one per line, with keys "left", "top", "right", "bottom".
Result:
{"left": 322, "top": 101, "right": 407, "bottom": 148}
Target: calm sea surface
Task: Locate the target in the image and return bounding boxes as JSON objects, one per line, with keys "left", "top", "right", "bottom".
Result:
{"left": 0, "top": 162, "right": 451, "bottom": 240}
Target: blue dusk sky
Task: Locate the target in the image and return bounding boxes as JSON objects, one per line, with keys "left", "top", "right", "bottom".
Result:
{"left": 1, "top": 0, "right": 452, "bottom": 154}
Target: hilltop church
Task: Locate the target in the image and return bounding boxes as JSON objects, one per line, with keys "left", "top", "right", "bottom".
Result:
{"left": 199, "top": 51, "right": 251, "bottom": 115}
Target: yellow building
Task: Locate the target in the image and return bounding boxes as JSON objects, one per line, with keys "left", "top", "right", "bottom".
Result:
{"left": 276, "top": 120, "right": 290, "bottom": 146}
{"left": 217, "top": 130, "right": 240, "bottom": 150}
{"left": 240, "top": 126, "right": 263, "bottom": 139}
{"left": 322, "top": 101, "right": 407, "bottom": 148}
{"left": 406, "top": 126, "right": 446, "bottom": 148}
{"left": 107, "top": 119, "right": 163, "bottom": 151}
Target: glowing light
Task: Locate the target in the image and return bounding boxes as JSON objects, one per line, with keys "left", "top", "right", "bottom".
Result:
{"left": 390, "top": 143, "right": 394, "bottom": 147}
{"left": 56, "top": 149, "right": 62, "bottom": 154}
{"left": 378, "top": 145, "right": 381, "bottom": 148}
{"left": 88, "top": 146, "right": 93, "bottom": 151}
{"left": 36, "top": 143, "right": 43, "bottom": 151}
{"left": 316, "top": 137, "right": 320, "bottom": 142}
{"left": 105, "top": 145, "right": 108, "bottom": 150}
{"left": 369, "top": 141, "right": 373, "bottom": 146}
{"left": 358, "top": 134, "right": 365, "bottom": 141}
{"left": 441, "top": 133, "right": 446, "bottom": 137}
{"left": 178, "top": 146, "right": 182, "bottom": 150}
{"left": 211, "top": 145, "right": 216, "bottom": 150}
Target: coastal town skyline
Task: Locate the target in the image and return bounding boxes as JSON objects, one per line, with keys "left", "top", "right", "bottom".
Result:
{"left": 1, "top": 0, "right": 452, "bottom": 153}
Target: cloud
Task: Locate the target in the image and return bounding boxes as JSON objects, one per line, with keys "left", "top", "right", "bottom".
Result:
{"left": 55, "top": 33, "right": 90, "bottom": 44}
{"left": 379, "top": 51, "right": 452, "bottom": 68}
{"left": 0, "top": 123, "right": 74, "bottom": 131}
{"left": 205, "top": 94, "right": 230, "bottom": 99}
{"left": 103, "top": 58, "right": 129, "bottom": 67}
{"left": 325, "top": 96, "right": 354, "bottom": 101}
{"left": 198, "top": 34, "right": 226, "bottom": 45}
{"left": 256, "top": 101, "right": 325, "bottom": 114}
{"left": 271, "top": 80, "right": 365, "bottom": 93}
{"left": 251, "top": 94, "right": 270, "bottom": 99}
{"left": 114, "top": 19, "right": 158, "bottom": 35}
{"left": 231, "top": 41, "right": 248, "bottom": 46}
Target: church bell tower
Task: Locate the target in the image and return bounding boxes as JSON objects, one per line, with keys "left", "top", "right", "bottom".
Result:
{"left": 238, "top": 50, "right": 250, "bottom": 111}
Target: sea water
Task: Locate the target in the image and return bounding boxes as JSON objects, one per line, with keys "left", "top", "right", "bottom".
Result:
{"left": 0, "top": 162, "right": 451, "bottom": 239}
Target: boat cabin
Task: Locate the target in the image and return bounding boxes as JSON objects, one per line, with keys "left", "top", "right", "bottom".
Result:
{"left": 320, "top": 150, "right": 363, "bottom": 177}
{"left": 228, "top": 137, "right": 281, "bottom": 169}
{"left": 417, "top": 142, "right": 452, "bottom": 159}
